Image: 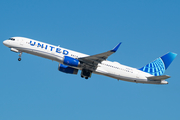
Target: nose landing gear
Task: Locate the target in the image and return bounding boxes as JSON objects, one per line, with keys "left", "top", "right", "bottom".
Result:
{"left": 18, "top": 52, "right": 22, "bottom": 61}
{"left": 18, "top": 58, "right": 21, "bottom": 61}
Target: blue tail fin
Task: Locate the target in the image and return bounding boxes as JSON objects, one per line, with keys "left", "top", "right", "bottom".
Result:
{"left": 139, "top": 52, "right": 177, "bottom": 76}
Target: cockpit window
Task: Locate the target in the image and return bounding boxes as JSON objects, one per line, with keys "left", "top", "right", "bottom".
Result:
{"left": 8, "top": 38, "right": 15, "bottom": 41}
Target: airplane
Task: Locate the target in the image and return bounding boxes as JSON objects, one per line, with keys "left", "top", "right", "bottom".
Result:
{"left": 3, "top": 37, "right": 177, "bottom": 84}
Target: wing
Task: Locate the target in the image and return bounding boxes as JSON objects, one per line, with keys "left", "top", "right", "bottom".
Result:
{"left": 78, "top": 43, "right": 121, "bottom": 71}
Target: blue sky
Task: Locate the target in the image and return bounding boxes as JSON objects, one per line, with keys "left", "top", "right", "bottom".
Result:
{"left": 1, "top": 0, "right": 180, "bottom": 120}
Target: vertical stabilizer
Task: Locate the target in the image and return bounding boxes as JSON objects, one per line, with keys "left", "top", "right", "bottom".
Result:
{"left": 139, "top": 52, "right": 177, "bottom": 76}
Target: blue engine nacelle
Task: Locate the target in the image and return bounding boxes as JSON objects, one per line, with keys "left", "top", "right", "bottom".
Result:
{"left": 58, "top": 64, "right": 78, "bottom": 74}
{"left": 63, "top": 56, "right": 80, "bottom": 67}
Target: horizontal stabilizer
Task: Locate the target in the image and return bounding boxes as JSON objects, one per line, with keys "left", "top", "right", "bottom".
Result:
{"left": 147, "top": 75, "right": 170, "bottom": 81}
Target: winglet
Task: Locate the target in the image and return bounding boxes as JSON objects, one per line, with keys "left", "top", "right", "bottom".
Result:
{"left": 111, "top": 42, "right": 122, "bottom": 52}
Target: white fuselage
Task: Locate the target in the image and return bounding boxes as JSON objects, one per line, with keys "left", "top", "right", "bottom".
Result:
{"left": 3, "top": 37, "right": 168, "bottom": 84}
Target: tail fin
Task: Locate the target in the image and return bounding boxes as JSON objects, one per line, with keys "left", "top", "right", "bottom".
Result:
{"left": 139, "top": 52, "right": 177, "bottom": 76}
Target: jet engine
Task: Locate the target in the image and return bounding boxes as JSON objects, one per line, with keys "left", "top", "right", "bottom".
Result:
{"left": 58, "top": 64, "right": 78, "bottom": 74}
{"left": 63, "top": 56, "right": 80, "bottom": 67}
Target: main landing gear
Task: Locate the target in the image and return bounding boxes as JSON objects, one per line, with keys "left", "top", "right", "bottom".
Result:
{"left": 81, "top": 75, "right": 89, "bottom": 79}
{"left": 81, "top": 69, "right": 92, "bottom": 80}
{"left": 18, "top": 52, "right": 22, "bottom": 61}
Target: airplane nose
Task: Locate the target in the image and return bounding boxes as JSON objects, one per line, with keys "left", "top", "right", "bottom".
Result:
{"left": 3, "top": 40, "right": 9, "bottom": 46}
{"left": 3, "top": 40, "right": 6, "bottom": 45}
